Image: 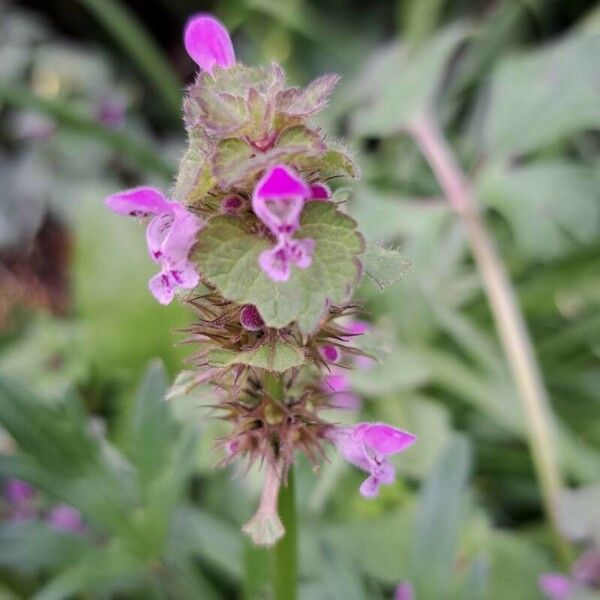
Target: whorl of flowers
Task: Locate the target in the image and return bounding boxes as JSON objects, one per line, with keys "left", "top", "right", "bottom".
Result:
{"left": 105, "top": 14, "right": 416, "bottom": 546}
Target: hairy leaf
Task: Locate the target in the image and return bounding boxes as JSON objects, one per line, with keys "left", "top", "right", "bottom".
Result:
{"left": 208, "top": 341, "right": 304, "bottom": 372}
{"left": 195, "top": 202, "right": 364, "bottom": 333}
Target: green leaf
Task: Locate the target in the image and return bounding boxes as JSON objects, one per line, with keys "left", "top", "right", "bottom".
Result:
{"left": 477, "top": 161, "right": 600, "bottom": 260}
{"left": 33, "top": 542, "right": 146, "bottom": 600}
{"left": 351, "top": 26, "right": 467, "bottom": 136}
{"left": 171, "top": 134, "right": 214, "bottom": 205}
{"left": 168, "top": 506, "right": 242, "bottom": 581}
{"left": 363, "top": 243, "right": 412, "bottom": 290}
{"left": 0, "top": 521, "right": 88, "bottom": 572}
{"left": 298, "top": 145, "right": 360, "bottom": 181}
{"left": 212, "top": 125, "right": 325, "bottom": 188}
{"left": 276, "top": 74, "right": 340, "bottom": 119}
{"left": 486, "top": 532, "right": 551, "bottom": 600}
{"left": 195, "top": 202, "right": 364, "bottom": 333}
{"left": 409, "top": 436, "right": 471, "bottom": 599}
{"left": 484, "top": 31, "right": 600, "bottom": 157}
{"left": 208, "top": 340, "right": 305, "bottom": 372}
{"left": 130, "top": 361, "right": 171, "bottom": 491}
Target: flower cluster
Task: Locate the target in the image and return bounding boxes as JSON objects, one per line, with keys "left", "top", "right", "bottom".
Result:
{"left": 2, "top": 479, "right": 85, "bottom": 533}
{"left": 105, "top": 14, "right": 416, "bottom": 546}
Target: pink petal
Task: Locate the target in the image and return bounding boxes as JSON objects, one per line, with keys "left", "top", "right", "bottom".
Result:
{"left": 395, "top": 582, "right": 415, "bottom": 600}
{"left": 310, "top": 182, "right": 331, "bottom": 201}
{"left": 106, "top": 186, "right": 170, "bottom": 217}
{"left": 288, "top": 238, "right": 314, "bottom": 269}
{"left": 344, "top": 319, "right": 371, "bottom": 336}
{"left": 259, "top": 244, "right": 291, "bottom": 282}
{"left": 357, "top": 423, "right": 417, "bottom": 455}
{"left": 169, "top": 260, "right": 200, "bottom": 290}
{"left": 146, "top": 205, "right": 202, "bottom": 264}
{"left": 255, "top": 165, "right": 310, "bottom": 199}
{"left": 4, "top": 479, "right": 35, "bottom": 504}
{"left": 149, "top": 271, "right": 176, "bottom": 305}
{"left": 184, "top": 14, "right": 235, "bottom": 73}
{"left": 47, "top": 504, "right": 84, "bottom": 533}
{"left": 323, "top": 373, "right": 350, "bottom": 393}
{"left": 539, "top": 574, "right": 574, "bottom": 600}
{"left": 359, "top": 475, "right": 381, "bottom": 498}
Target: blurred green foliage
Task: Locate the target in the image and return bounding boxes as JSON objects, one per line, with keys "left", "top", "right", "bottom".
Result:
{"left": 0, "top": 0, "right": 599, "bottom": 598}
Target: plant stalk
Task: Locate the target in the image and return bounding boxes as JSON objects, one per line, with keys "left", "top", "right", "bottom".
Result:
{"left": 263, "top": 372, "right": 298, "bottom": 600}
{"left": 272, "top": 466, "right": 297, "bottom": 600}
{"left": 409, "top": 111, "right": 570, "bottom": 563}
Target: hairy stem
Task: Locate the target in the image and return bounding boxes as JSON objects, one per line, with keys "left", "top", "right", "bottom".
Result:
{"left": 272, "top": 466, "right": 297, "bottom": 600}
{"left": 409, "top": 111, "right": 570, "bottom": 562}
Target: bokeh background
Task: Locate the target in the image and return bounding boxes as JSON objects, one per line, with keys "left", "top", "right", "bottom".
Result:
{"left": 1, "top": 0, "right": 599, "bottom": 598}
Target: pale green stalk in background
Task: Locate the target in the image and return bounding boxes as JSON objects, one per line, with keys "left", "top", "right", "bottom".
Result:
{"left": 409, "top": 111, "right": 571, "bottom": 564}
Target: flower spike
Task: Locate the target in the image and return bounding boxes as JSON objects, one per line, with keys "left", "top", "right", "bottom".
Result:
{"left": 184, "top": 15, "right": 235, "bottom": 74}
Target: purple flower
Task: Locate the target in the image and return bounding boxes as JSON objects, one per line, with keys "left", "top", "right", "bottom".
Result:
{"left": 322, "top": 372, "right": 361, "bottom": 410}
{"left": 4, "top": 479, "right": 35, "bottom": 504}
{"left": 252, "top": 165, "right": 311, "bottom": 237}
{"left": 395, "top": 581, "right": 415, "bottom": 600}
{"left": 3, "top": 479, "right": 36, "bottom": 522}
{"left": 184, "top": 14, "right": 235, "bottom": 74}
{"left": 539, "top": 574, "right": 574, "bottom": 600}
{"left": 258, "top": 237, "right": 315, "bottom": 282}
{"left": 106, "top": 187, "right": 203, "bottom": 304}
{"left": 96, "top": 95, "right": 126, "bottom": 129}
{"left": 46, "top": 504, "right": 84, "bottom": 533}
{"left": 240, "top": 304, "right": 265, "bottom": 331}
{"left": 310, "top": 182, "right": 331, "bottom": 201}
{"left": 327, "top": 422, "right": 416, "bottom": 497}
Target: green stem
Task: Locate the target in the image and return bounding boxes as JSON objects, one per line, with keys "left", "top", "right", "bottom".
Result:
{"left": 272, "top": 467, "right": 297, "bottom": 600}
{"left": 76, "top": 0, "right": 182, "bottom": 123}
{"left": 409, "top": 111, "right": 571, "bottom": 565}
{"left": 262, "top": 372, "right": 298, "bottom": 600}
{"left": 243, "top": 539, "right": 269, "bottom": 600}
{"left": 0, "top": 84, "right": 173, "bottom": 179}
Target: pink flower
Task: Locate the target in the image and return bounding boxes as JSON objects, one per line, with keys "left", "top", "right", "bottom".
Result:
{"left": 252, "top": 165, "right": 315, "bottom": 282}
{"left": 310, "top": 182, "right": 331, "bottom": 201}
{"left": 395, "top": 582, "right": 415, "bottom": 600}
{"left": 322, "top": 372, "right": 361, "bottom": 410}
{"left": 252, "top": 165, "right": 311, "bottom": 237}
{"left": 184, "top": 15, "right": 235, "bottom": 74}
{"left": 327, "top": 422, "right": 416, "bottom": 497}
{"left": 258, "top": 237, "right": 315, "bottom": 282}
{"left": 4, "top": 479, "right": 35, "bottom": 504}
{"left": 106, "top": 187, "right": 203, "bottom": 304}
{"left": 539, "top": 574, "right": 574, "bottom": 600}
{"left": 240, "top": 304, "right": 265, "bottom": 331}
{"left": 46, "top": 504, "right": 85, "bottom": 533}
